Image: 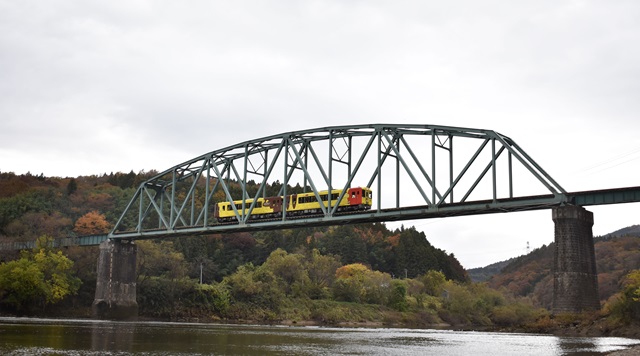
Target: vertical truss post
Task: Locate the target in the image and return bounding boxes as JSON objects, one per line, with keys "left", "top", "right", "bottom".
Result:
{"left": 449, "top": 135, "right": 454, "bottom": 203}
{"left": 328, "top": 131, "right": 333, "bottom": 214}
{"left": 432, "top": 130, "right": 436, "bottom": 205}
{"left": 283, "top": 138, "right": 288, "bottom": 221}
{"left": 348, "top": 135, "right": 353, "bottom": 178}
{"left": 170, "top": 170, "right": 176, "bottom": 230}
{"left": 303, "top": 144, "right": 308, "bottom": 193}
{"left": 508, "top": 151, "right": 513, "bottom": 198}
{"left": 396, "top": 135, "right": 400, "bottom": 208}
{"left": 492, "top": 138, "right": 497, "bottom": 203}
{"left": 377, "top": 129, "right": 382, "bottom": 212}
{"left": 204, "top": 158, "right": 210, "bottom": 227}
{"left": 243, "top": 145, "right": 251, "bottom": 221}
{"left": 264, "top": 150, "right": 269, "bottom": 199}
{"left": 190, "top": 187, "right": 194, "bottom": 226}
{"left": 137, "top": 186, "right": 144, "bottom": 233}
{"left": 157, "top": 187, "right": 163, "bottom": 230}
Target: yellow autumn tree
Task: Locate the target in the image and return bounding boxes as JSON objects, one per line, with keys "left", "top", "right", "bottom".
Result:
{"left": 333, "top": 263, "right": 394, "bottom": 305}
{"left": 0, "top": 235, "right": 81, "bottom": 311}
{"left": 73, "top": 211, "right": 111, "bottom": 235}
{"left": 335, "top": 263, "right": 370, "bottom": 280}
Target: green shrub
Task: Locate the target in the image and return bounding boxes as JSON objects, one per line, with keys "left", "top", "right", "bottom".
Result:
{"left": 388, "top": 280, "right": 408, "bottom": 311}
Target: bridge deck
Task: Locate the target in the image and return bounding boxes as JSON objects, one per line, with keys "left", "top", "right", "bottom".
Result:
{"left": 1, "top": 186, "right": 638, "bottom": 250}
{"left": 568, "top": 186, "right": 640, "bottom": 206}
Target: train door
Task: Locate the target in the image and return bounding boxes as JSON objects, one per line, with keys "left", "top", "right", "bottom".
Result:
{"left": 348, "top": 187, "right": 363, "bottom": 205}
{"left": 266, "top": 197, "right": 282, "bottom": 214}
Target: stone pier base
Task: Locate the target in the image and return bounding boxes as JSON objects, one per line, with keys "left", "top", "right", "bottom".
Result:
{"left": 552, "top": 205, "right": 600, "bottom": 314}
{"left": 92, "top": 239, "right": 138, "bottom": 320}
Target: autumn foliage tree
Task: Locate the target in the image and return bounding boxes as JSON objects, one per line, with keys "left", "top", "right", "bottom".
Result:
{"left": 333, "top": 263, "right": 394, "bottom": 305}
{"left": 73, "top": 210, "right": 110, "bottom": 235}
{"left": 605, "top": 269, "right": 640, "bottom": 324}
{"left": 0, "top": 236, "right": 81, "bottom": 312}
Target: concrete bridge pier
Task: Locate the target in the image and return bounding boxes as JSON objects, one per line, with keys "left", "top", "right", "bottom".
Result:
{"left": 552, "top": 205, "right": 600, "bottom": 313}
{"left": 92, "top": 239, "right": 138, "bottom": 320}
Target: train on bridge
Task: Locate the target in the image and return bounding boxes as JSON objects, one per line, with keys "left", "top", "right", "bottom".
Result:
{"left": 215, "top": 187, "right": 373, "bottom": 222}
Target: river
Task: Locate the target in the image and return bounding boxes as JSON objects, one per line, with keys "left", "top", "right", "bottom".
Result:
{"left": 0, "top": 317, "right": 638, "bottom": 355}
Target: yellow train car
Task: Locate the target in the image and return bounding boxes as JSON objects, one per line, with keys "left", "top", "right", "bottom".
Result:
{"left": 214, "top": 187, "right": 372, "bottom": 222}
{"left": 287, "top": 187, "right": 372, "bottom": 216}
{"left": 215, "top": 196, "right": 284, "bottom": 222}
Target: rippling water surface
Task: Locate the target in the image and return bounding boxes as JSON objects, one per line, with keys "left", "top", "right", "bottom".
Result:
{"left": 0, "top": 317, "right": 638, "bottom": 355}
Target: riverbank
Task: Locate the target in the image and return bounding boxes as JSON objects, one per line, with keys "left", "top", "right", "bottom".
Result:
{"left": 2, "top": 312, "right": 639, "bottom": 355}
{"left": 534, "top": 315, "right": 640, "bottom": 340}
{"left": 5, "top": 302, "right": 640, "bottom": 341}
{"left": 3, "top": 317, "right": 637, "bottom": 355}
{"left": 609, "top": 346, "right": 640, "bottom": 355}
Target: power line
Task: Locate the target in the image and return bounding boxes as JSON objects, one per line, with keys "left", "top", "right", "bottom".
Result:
{"left": 578, "top": 144, "right": 640, "bottom": 175}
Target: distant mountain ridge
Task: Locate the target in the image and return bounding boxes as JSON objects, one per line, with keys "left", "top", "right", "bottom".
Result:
{"left": 601, "top": 224, "right": 640, "bottom": 240}
{"left": 468, "top": 224, "right": 640, "bottom": 283}
{"left": 467, "top": 258, "right": 516, "bottom": 283}
{"left": 472, "top": 224, "right": 640, "bottom": 308}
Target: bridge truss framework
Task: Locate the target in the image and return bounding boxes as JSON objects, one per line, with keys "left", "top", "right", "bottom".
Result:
{"left": 110, "top": 124, "right": 572, "bottom": 239}
{"left": 2, "top": 124, "right": 640, "bottom": 251}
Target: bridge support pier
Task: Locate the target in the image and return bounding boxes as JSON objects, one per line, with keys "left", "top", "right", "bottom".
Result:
{"left": 552, "top": 205, "right": 600, "bottom": 313}
{"left": 92, "top": 239, "right": 138, "bottom": 320}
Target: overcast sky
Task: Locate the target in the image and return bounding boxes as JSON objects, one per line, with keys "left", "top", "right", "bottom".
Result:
{"left": 1, "top": 1, "right": 639, "bottom": 268}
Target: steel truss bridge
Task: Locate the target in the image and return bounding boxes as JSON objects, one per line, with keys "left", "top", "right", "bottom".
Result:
{"left": 108, "top": 124, "right": 639, "bottom": 239}
{"left": 2, "top": 124, "right": 640, "bottom": 250}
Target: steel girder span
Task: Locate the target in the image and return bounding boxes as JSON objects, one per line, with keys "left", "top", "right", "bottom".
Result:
{"left": 110, "top": 124, "right": 568, "bottom": 240}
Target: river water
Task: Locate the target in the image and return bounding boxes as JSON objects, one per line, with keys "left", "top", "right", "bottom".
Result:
{"left": 0, "top": 317, "right": 638, "bottom": 355}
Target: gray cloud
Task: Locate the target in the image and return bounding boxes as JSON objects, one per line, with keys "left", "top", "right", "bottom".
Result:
{"left": 1, "top": 1, "right": 639, "bottom": 267}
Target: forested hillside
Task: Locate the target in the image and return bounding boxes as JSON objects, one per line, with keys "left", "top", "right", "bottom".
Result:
{"left": 0, "top": 171, "right": 466, "bottom": 281}
{"left": 3, "top": 171, "right": 639, "bottom": 332}
{"left": 0, "top": 171, "right": 469, "bottom": 319}
{"left": 487, "top": 227, "right": 640, "bottom": 309}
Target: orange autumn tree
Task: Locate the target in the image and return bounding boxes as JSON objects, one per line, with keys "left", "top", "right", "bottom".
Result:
{"left": 74, "top": 211, "right": 111, "bottom": 235}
